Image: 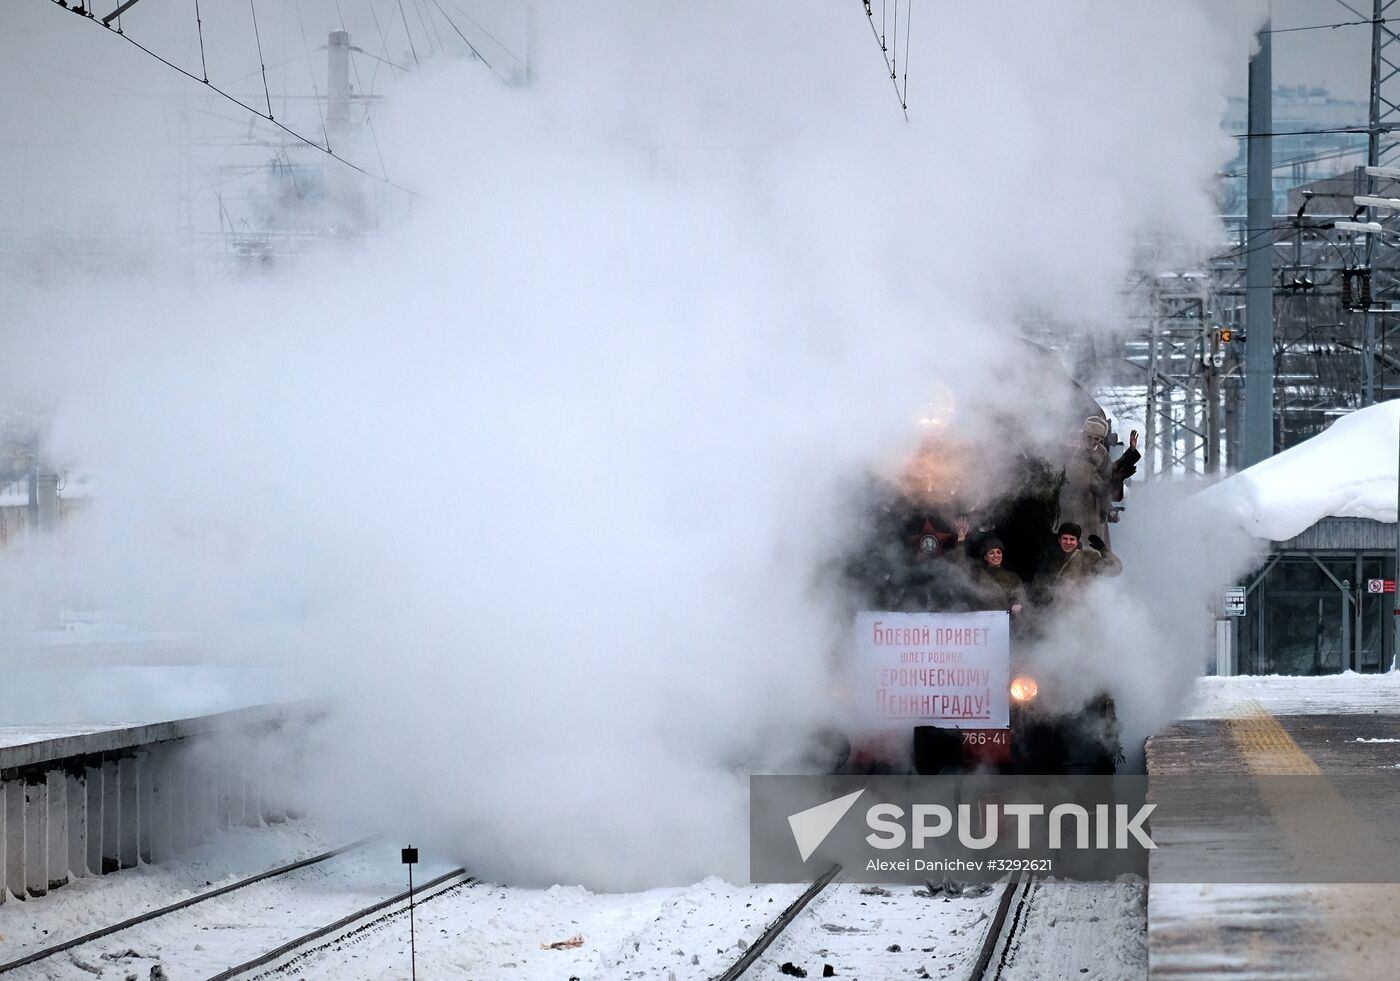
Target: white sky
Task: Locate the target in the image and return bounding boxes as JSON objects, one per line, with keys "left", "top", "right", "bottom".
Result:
{"left": 0, "top": 0, "right": 1382, "bottom": 240}
{"left": 1256, "top": 0, "right": 1375, "bottom": 106}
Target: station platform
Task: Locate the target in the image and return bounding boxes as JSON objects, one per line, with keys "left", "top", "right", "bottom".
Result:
{"left": 1146, "top": 674, "right": 1400, "bottom": 979}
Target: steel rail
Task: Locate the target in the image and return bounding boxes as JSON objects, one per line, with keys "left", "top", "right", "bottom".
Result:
{"left": 711, "top": 863, "right": 841, "bottom": 981}
{"left": 233, "top": 870, "right": 478, "bottom": 980}
{"left": 205, "top": 867, "right": 473, "bottom": 981}
{"left": 967, "top": 872, "right": 1036, "bottom": 981}
{"left": 0, "top": 839, "right": 370, "bottom": 975}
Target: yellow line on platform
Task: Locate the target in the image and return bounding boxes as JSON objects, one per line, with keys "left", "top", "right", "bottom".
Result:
{"left": 1226, "top": 703, "right": 1321, "bottom": 776}
{"left": 1222, "top": 701, "right": 1400, "bottom": 978}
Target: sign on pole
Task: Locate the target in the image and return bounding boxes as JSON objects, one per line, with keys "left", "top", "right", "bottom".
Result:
{"left": 1223, "top": 586, "right": 1246, "bottom": 617}
{"left": 852, "top": 611, "right": 1009, "bottom": 730}
{"left": 1368, "top": 579, "right": 1397, "bottom": 594}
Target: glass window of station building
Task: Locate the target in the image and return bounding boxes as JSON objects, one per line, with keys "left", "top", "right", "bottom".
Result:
{"left": 1231, "top": 519, "right": 1397, "bottom": 675}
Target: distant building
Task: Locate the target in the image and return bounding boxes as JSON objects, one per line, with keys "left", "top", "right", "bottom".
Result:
{"left": 1220, "top": 85, "right": 1368, "bottom": 214}
{"left": 0, "top": 476, "right": 89, "bottom": 546}
{"left": 1285, "top": 165, "right": 1369, "bottom": 215}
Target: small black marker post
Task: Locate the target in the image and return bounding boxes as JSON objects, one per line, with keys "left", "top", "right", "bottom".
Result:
{"left": 402, "top": 845, "right": 419, "bottom": 981}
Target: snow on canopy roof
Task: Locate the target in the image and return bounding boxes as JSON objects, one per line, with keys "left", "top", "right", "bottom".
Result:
{"left": 1208, "top": 399, "right": 1400, "bottom": 542}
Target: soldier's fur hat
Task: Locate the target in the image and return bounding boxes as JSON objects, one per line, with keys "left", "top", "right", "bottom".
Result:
{"left": 1083, "top": 415, "right": 1110, "bottom": 439}
{"left": 981, "top": 538, "right": 1005, "bottom": 557}
{"left": 1057, "top": 522, "right": 1082, "bottom": 539}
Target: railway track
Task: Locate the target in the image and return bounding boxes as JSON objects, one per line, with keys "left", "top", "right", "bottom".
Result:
{"left": 211, "top": 867, "right": 475, "bottom": 980}
{"left": 0, "top": 840, "right": 370, "bottom": 977}
{"left": 710, "top": 864, "right": 841, "bottom": 981}
{"left": 0, "top": 840, "right": 476, "bottom": 981}
{"left": 709, "top": 867, "right": 1037, "bottom": 981}
{"left": 968, "top": 872, "right": 1036, "bottom": 981}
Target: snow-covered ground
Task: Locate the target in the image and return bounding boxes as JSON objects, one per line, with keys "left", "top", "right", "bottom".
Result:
{"left": 1185, "top": 671, "right": 1400, "bottom": 718}
{"left": 713, "top": 880, "right": 998, "bottom": 981}
{"left": 0, "top": 815, "right": 1143, "bottom": 981}
{"left": 0, "top": 823, "right": 337, "bottom": 963}
{"left": 1003, "top": 879, "right": 1147, "bottom": 981}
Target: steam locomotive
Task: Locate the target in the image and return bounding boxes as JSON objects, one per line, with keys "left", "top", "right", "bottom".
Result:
{"left": 830, "top": 347, "right": 1125, "bottom": 776}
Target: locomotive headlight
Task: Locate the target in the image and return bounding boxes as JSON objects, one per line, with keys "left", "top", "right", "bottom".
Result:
{"left": 1009, "top": 675, "right": 1039, "bottom": 703}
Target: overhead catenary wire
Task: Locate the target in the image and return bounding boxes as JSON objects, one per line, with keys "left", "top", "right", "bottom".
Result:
{"left": 1211, "top": 222, "right": 1395, "bottom": 265}
{"left": 861, "top": 0, "right": 909, "bottom": 120}
{"left": 902, "top": 0, "right": 911, "bottom": 114}
{"left": 1337, "top": 0, "right": 1400, "bottom": 46}
{"left": 365, "top": 0, "right": 401, "bottom": 97}
{"left": 1231, "top": 125, "right": 1389, "bottom": 139}
{"left": 289, "top": 0, "right": 330, "bottom": 153}
{"left": 1264, "top": 17, "right": 1377, "bottom": 34}
{"left": 336, "top": 0, "right": 391, "bottom": 182}
{"left": 396, "top": 0, "right": 421, "bottom": 68}
{"left": 193, "top": 0, "right": 208, "bottom": 82}
{"left": 427, "top": 0, "right": 509, "bottom": 84}
{"left": 414, "top": 0, "right": 446, "bottom": 57}
{"left": 434, "top": 0, "right": 529, "bottom": 72}
{"left": 248, "top": 0, "right": 273, "bottom": 118}
{"left": 45, "top": 0, "right": 417, "bottom": 196}
{"left": 291, "top": 0, "right": 330, "bottom": 152}
{"left": 891, "top": 0, "right": 897, "bottom": 83}
{"left": 1219, "top": 139, "right": 1380, "bottom": 180}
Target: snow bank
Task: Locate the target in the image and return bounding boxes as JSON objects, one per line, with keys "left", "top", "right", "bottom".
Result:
{"left": 1205, "top": 400, "right": 1400, "bottom": 542}
{"left": 1186, "top": 670, "right": 1400, "bottom": 718}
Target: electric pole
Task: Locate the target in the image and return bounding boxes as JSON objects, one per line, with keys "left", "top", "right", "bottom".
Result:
{"left": 328, "top": 30, "right": 351, "bottom": 140}
{"left": 1243, "top": 22, "right": 1275, "bottom": 467}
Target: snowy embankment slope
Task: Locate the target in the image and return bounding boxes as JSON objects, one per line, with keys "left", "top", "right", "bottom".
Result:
{"left": 1201, "top": 400, "right": 1400, "bottom": 542}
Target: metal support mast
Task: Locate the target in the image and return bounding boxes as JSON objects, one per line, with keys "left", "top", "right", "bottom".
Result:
{"left": 1244, "top": 22, "right": 1275, "bottom": 466}
{"left": 1365, "top": 0, "right": 1400, "bottom": 405}
{"left": 1138, "top": 276, "right": 1218, "bottom": 475}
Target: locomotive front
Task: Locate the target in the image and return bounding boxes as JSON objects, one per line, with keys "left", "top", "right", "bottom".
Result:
{"left": 835, "top": 392, "right": 1126, "bottom": 776}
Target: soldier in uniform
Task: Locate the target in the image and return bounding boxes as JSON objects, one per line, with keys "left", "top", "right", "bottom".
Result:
{"left": 1058, "top": 417, "right": 1141, "bottom": 547}
{"left": 1031, "top": 521, "right": 1121, "bottom": 605}
{"left": 970, "top": 537, "right": 1027, "bottom": 617}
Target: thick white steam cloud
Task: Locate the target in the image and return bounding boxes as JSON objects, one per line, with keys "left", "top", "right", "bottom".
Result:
{"left": 2, "top": 2, "right": 1266, "bottom": 888}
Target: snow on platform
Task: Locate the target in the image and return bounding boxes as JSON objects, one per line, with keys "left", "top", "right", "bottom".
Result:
{"left": 1148, "top": 677, "right": 1400, "bottom": 978}
{"left": 1, "top": 617, "right": 321, "bottom": 729}
{"left": 0, "top": 722, "right": 133, "bottom": 750}
{"left": 1182, "top": 671, "right": 1400, "bottom": 719}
